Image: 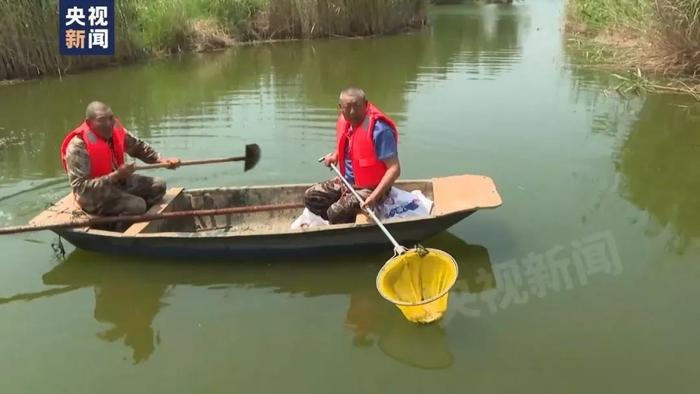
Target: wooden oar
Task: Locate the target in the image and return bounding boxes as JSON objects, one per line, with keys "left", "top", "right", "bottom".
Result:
{"left": 0, "top": 202, "right": 304, "bottom": 235}
{"left": 134, "top": 143, "right": 261, "bottom": 172}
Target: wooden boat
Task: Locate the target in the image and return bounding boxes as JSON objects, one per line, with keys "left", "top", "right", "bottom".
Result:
{"left": 29, "top": 174, "right": 502, "bottom": 258}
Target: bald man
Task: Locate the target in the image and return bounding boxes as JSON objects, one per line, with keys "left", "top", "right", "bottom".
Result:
{"left": 304, "top": 87, "right": 400, "bottom": 224}
{"left": 60, "top": 101, "right": 181, "bottom": 217}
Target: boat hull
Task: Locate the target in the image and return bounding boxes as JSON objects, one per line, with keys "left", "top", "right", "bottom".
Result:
{"left": 55, "top": 211, "right": 474, "bottom": 259}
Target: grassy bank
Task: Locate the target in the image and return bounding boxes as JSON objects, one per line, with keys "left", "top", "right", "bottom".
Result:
{"left": 0, "top": 0, "right": 428, "bottom": 81}
{"left": 567, "top": 0, "right": 700, "bottom": 95}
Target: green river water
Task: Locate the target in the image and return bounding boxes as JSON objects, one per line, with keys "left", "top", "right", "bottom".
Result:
{"left": 1, "top": 1, "right": 699, "bottom": 392}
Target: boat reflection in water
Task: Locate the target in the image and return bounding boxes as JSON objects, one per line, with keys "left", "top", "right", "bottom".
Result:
{"left": 1, "top": 232, "right": 494, "bottom": 369}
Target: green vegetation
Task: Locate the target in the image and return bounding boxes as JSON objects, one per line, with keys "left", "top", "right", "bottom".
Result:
{"left": 568, "top": 0, "right": 652, "bottom": 29}
{"left": 0, "top": 0, "right": 428, "bottom": 81}
{"left": 568, "top": 0, "right": 700, "bottom": 84}
{"left": 261, "top": 0, "right": 426, "bottom": 39}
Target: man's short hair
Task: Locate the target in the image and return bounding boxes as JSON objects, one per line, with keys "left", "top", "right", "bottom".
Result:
{"left": 339, "top": 87, "right": 366, "bottom": 101}
{"left": 85, "top": 101, "right": 112, "bottom": 120}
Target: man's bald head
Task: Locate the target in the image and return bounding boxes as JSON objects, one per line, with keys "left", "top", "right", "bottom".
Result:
{"left": 85, "top": 101, "right": 115, "bottom": 138}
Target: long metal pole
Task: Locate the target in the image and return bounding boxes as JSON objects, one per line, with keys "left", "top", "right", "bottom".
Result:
{"left": 324, "top": 161, "right": 406, "bottom": 254}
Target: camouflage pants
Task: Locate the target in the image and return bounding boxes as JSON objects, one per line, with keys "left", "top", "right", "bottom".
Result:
{"left": 77, "top": 174, "right": 166, "bottom": 216}
{"left": 303, "top": 178, "right": 374, "bottom": 224}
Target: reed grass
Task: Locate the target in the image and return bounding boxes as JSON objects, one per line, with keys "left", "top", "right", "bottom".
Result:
{"left": 655, "top": 0, "right": 700, "bottom": 76}
{"left": 568, "top": 0, "right": 700, "bottom": 94}
{"left": 0, "top": 0, "right": 428, "bottom": 81}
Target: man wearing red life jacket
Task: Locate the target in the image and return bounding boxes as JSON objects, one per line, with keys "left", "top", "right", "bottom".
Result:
{"left": 304, "top": 87, "right": 401, "bottom": 224}
{"left": 60, "top": 101, "right": 181, "bottom": 216}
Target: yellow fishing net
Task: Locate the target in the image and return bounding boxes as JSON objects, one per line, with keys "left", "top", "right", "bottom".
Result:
{"left": 376, "top": 248, "right": 458, "bottom": 324}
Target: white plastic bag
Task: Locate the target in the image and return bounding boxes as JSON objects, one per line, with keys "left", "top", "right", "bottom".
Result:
{"left": 290, "top": 187, "right": 433, "bottom": 229}
{"left": 377, "top": 187, "right": 433, "bottom": 220}
{"left": 290, "top": 208, "right": 329, "bottom": 230}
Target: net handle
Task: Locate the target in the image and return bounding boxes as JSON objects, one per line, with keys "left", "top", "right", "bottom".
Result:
{"left": 320, "top": 157, "right": 407, "bottom": 255}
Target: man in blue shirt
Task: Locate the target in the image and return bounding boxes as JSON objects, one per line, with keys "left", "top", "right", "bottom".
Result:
{"left": 304, "top": 87, "right": 401, "bottom": 224}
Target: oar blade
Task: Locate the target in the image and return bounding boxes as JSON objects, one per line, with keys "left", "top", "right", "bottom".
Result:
{"left": 244, "top": 143, "right": 261, "bottom": 172}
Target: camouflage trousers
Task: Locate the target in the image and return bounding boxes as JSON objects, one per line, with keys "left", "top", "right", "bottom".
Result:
{"left": 76, "top": 174, "right": 166, "bottom": 217}
{"left": 303, "top": 178, "right": 374, "bottom": 224}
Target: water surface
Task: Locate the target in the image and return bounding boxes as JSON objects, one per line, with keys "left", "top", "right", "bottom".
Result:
{"left": 1, "top": 1, "right": 699, "bottom": 392}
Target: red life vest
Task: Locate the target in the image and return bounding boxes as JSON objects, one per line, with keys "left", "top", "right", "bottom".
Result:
{"left": 60, "top": 119, "right": 126, "bottom": 178}
{"left": 336, "top": 102, "right": 398, "bottom": 189}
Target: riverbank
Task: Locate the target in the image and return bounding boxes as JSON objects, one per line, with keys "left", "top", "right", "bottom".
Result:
{"left": 0, "top": 0, "right": 428, "bottom": 82}
{"left": 566, "top": 0, "right": 699, "bottom": 97}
